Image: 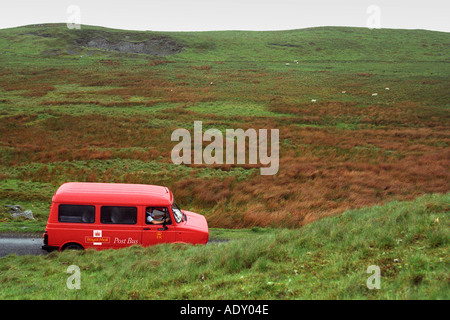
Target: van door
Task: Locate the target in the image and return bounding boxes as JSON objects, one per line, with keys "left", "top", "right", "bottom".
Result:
{"left": 98, "top": 206, "right": 142, "bottom": 248}
{"left": 142, "top": 207, "right": 177, "bottom": 245}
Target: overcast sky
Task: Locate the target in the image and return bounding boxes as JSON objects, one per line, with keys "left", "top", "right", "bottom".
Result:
{"left": 0, "top": 0, "right": 449, "bottom": 32}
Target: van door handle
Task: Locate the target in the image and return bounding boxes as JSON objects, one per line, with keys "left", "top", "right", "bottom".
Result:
{"left": 143, "top": 228, "right": 151, "bottom": 230}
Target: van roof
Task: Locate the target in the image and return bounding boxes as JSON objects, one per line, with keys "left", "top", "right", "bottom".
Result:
{"left": 52, "top": 182, "right": 173, "bottom": 206}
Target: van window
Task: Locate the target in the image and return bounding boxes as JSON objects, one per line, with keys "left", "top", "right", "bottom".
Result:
{"left": 172, "top": 202, "right": 183, "bottom": 223}
{"left": 101, "top": 206, "right": 137, "bottom": 225}
{"left": 58, "top": 204, "right": 95, "bottom": 223}
{"left": 145, "top": 207, "right": 171, "bottom": 225}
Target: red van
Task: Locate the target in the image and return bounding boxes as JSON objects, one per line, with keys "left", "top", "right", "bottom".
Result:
{"left": 42, "top": 182, "right": 209, "bottom": 251}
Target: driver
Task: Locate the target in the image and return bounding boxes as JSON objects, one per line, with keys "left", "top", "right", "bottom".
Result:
{"left": 146, "top": 208, "right": 170, "bottom": 225}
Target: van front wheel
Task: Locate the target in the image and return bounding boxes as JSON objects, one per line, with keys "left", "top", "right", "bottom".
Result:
{"left": 61, "top": 243, "right": 84, "bottom": 251}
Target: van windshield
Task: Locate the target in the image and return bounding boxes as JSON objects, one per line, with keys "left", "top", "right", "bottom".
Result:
{"left": 172, "top": 202, "right": 183, "bottom": 223}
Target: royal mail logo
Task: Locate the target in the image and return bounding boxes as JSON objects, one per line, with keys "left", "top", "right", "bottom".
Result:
{"left": 93, "top": 230, "right": 102, "bottom": 237}
{"left": 85, "top": 236, "right": 110, "bottom": 243}
{"left": 85, "top": 230, "right": 110, "bottom": 243}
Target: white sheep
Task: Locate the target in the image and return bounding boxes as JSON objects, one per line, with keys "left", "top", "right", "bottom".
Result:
{"left": 311, "top": 99, "right": 317, "bottom": 103}
{"left": 372, "top": 93, "right": 378, "bottom": 96}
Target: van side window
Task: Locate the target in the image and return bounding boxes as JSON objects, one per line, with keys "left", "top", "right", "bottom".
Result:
{"left": 101, "top": 206, "right": 137, "bottom": 225}
{"left": 58, "top": 204, "right": 95, "bottom": 223}
{"left": 146, "top": 207, "right": 171, "bottom": 225}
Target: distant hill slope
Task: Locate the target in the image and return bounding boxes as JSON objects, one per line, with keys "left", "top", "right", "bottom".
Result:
{"left": 0, "top": 23, "right": 449, "bottom": 63}
{"left": 0, "top": 23, "right": 448, "bottom": 230}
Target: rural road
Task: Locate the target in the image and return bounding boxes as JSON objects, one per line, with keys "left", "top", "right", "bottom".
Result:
{"left": 0, "top": 235, "right": 225, "bottom": 258}
{"left": 0, "top": 235, "right": 47, "bottom": 258}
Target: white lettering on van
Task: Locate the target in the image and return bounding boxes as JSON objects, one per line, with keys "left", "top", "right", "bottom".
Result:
{"left": 114, "top": 237, "right": 126, "bottom": 244}
{"left": 127, "top": 237, "right": 138, "bottom": 244}
{"left": 114, "top": 237, "right": 138, "bottom": 245}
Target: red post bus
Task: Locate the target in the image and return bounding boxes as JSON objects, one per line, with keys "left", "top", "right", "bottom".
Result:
{"left": 42, "top": 182, "right": 209, "bottom": 251}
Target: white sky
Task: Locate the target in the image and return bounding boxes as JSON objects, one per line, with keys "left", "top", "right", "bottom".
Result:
{"left": 0, "top": 0, "right": 449, "bottom": 32}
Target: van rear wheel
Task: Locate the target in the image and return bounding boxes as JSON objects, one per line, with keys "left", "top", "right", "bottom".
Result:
{"left": 62, "top": 243, "right": 84, "bottom": 251}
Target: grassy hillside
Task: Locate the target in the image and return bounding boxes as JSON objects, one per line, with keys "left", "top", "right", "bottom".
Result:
{"left": 0, "top": 193, "right": 448, "bottom": 299}
{"left": 0, "top": 24, "right": 449, "bottom": 230}
{"left": 1, "top": 24, "right": 449, "bottom": 63}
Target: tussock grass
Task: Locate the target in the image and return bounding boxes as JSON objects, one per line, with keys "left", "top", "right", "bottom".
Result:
{"left": 0, "top": 193, "right": 448, "bottom": 299}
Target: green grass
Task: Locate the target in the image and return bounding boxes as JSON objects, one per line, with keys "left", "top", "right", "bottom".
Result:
{"left": 0, "top": 23, "right": 448, "bottom": 299}
{"left": 1, "top": 24, "right": 449, "bottom": 70}
{"left": 0, "top": 24, "right": 448, "bottom": 225}
{"left": 0, "top": 193, "right": 448, "bottom": 299}
{"left": 187, "top": 101, "right": 285, "bottom": 118}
